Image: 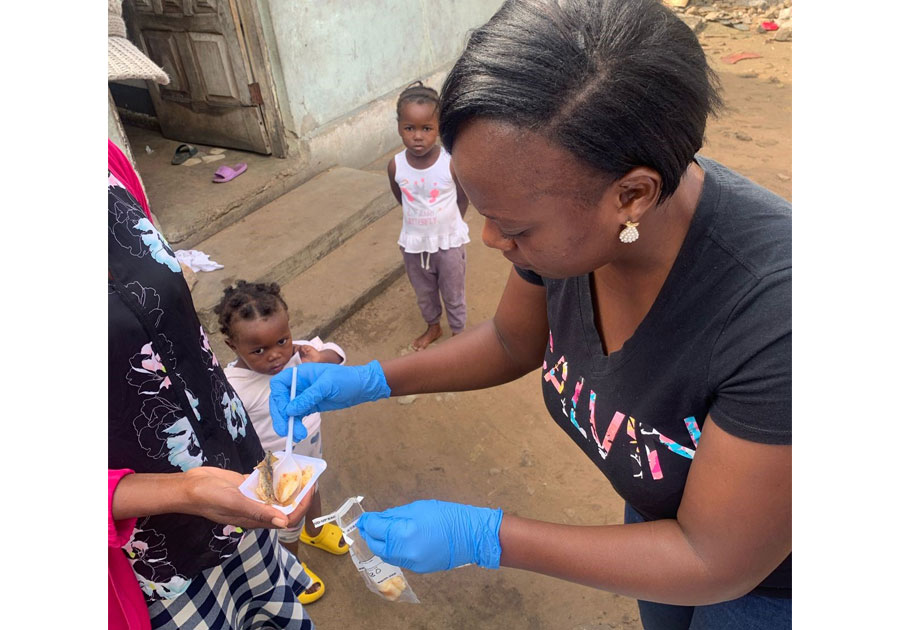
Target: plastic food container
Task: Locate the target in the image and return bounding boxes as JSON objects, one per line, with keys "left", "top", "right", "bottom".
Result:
{"left": 239, "top": 452, "right": 327, "bottom": 516}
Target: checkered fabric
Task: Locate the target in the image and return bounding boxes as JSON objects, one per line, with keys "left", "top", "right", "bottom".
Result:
{"left": 146, "top": 529, "right": 314, "bottom": 629}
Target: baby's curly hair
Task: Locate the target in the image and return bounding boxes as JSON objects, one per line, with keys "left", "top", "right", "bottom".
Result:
{"left": 396, "top": 80, "right": 439, "bottom": 119}
{"left": 214, "top": 280, "right": 288, "bottom": 338}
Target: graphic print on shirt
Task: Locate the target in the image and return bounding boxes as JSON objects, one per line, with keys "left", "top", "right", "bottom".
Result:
{"left": 125, "top": 523, "right": 192, "bottom": 599}
{"left": 109, "top": 173, "right": 181, "bottom": 273}
{"left": 567, "top": 377, "right": 587, "bottom": 438}
{"left": 399, "top": 176, "right": 447, "bottom": 226}
{"left": 545, "top": 330, "right": 701, "bottom": 481}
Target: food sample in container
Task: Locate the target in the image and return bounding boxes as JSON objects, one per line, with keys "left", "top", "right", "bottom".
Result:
{"left": 254, "top": 451, "right": 313, "bottom": 506}
{"left": 254, "top": 451, "right": 278, "bottom": 504}
{"left": 314, "top": 496, "right": 420, "bottom": 603}
{"left": 376, "top": 575, "right": 408, "bottom": 601}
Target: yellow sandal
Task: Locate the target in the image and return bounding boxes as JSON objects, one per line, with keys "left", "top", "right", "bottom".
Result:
{"left": 300, "top": 522, "right": 349, "bottom": 555}
{"left": 297, "top": 562, "right": 325, "bottom": 605}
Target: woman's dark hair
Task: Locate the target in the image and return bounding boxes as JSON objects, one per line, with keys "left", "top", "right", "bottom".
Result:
{"left": 439, "top": 0, "right": 722, "bottom": 201}
{"left": 214, "top": 280, "right": 288, "bottom": 338}
{"left": 396, "top": 81, "right": 440, "bottom": 119}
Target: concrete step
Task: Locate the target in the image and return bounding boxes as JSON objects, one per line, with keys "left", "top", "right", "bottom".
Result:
{"left": 190, "top": 166, "right": 396, "bottom": 333}
{"left": 278, "top": 205, "right": 405, "bottom": 341}
{"left": 207, "top": 205, "right": 405, "bottom": 361}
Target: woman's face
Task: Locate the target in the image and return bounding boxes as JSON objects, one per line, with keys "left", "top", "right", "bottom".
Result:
{"left": 451, "top": 119, "right": 626, "bottom": 279}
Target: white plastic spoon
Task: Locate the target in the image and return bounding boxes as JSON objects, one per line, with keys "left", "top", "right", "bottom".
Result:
{"left": 272, "top": 366, "right": 302, "bottom": 505}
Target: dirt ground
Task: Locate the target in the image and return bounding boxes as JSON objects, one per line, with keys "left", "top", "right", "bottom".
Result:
{"left": 265, "top": 21, "right": 791, "bottom": 630}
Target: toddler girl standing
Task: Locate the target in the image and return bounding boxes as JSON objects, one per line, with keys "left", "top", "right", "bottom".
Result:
{"left": 388, "top": 82, "right": 470, "bottom": 350}
{"left": 216, "top": 280, "right": 349, "bottom": 605}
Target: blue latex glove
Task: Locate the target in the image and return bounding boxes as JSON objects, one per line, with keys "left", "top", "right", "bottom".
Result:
{"left": 269, "top": 360, "right": 391, "bottom": 439}
{"left": 356, "top": 499, "right": 503, "bottom": 573}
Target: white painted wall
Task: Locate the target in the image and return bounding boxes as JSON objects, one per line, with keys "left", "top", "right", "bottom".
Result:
{"left": 263, "top": 0, "right": 501, "bottom": 133}
{"left": 258, "top": 0, "right": 503, "bottom": 166}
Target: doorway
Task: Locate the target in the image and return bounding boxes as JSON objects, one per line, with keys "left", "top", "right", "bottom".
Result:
{"left": 118, "top": 0, "right": 286, "bottom": 157}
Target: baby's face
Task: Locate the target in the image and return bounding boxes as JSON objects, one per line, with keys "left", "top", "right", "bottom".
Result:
{"left": 398, "top": 101, "right": 439, "bottom": 158}
{"left": 230, "top": 308, "right": 294, "bottom": 376}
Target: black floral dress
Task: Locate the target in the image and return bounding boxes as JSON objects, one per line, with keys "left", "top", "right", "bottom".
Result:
{"left": 108, "top": 164, "right": 312, "bottom": 628}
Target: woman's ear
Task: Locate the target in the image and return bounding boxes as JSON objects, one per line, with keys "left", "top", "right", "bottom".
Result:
{"left": 614, "top": 167, "right": 662, "bottom": 224}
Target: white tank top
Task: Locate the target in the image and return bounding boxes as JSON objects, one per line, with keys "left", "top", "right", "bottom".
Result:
{"left": 394, "top": 147, "right": 470, "bottom": 253}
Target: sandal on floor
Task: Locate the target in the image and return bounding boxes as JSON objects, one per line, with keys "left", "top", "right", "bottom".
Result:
{"left": 298, "top": 562, "right": 325, "bottom": 605}
{"left": 300, "top": 522, "right": 349, "bottom": 555}
{"left": 212, "top": 162, "right": 247, "bottom": 183}
{"left": 171, "top": 143, "right": 197, "bottom": 165}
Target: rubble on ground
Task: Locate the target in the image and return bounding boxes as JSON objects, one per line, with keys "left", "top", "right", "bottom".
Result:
{"left": 664, "top": 0, "right": 792, "bottom": 41}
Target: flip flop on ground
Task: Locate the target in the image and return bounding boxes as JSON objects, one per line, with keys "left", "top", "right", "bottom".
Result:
{"left": 213, "top": 163, "right": 248, "bottom": 183}
{"left": 171, "top": 144, "right": 198, "bottom": 165}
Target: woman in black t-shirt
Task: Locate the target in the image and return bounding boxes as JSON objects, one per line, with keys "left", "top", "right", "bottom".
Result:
{"left": 270, "top": 1, "right": 791, "bottom": 627}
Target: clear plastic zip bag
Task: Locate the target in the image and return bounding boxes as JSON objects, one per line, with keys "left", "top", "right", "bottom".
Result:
{"left": 313, "top": 496, "right": 420, "bottom": 603}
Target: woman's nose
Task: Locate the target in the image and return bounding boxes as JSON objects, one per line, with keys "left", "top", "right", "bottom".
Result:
{"left": 482, "top": 219, "right": 515, "bottom": 252}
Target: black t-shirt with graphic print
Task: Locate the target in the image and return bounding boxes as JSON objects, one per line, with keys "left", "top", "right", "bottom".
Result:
{"left": 516, "top": 156, "right": 791, "bottom": 597}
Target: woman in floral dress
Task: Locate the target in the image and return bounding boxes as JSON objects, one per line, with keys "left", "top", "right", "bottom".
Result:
{"left": 108, "top": 139, "right": 316, "bottom": 630}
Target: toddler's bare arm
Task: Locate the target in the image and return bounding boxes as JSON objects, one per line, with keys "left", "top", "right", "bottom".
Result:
{"left": 387, "top": 159, "right": 403, "bottom": 205}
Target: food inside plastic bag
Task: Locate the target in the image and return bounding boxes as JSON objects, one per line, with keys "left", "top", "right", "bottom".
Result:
{"left": 313, "top": 496, "right": 419, "bottom": 603}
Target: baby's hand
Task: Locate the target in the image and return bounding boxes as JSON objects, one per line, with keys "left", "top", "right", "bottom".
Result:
{"left": 296, "top": 345, "right": 324, "bottom": 363}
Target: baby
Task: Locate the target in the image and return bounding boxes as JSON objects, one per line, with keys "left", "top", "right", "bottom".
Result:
{"left": 215, "top": 280, "right": 349, "bottom": 605}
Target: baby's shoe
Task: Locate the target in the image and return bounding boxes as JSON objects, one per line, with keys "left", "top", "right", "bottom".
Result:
{"left": 300, "top": 522, "right": 349, "bottom": 555}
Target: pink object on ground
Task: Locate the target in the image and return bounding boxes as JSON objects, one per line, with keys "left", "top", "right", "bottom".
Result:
{"left": 760, "top": 21, "right": 779, "bottom": 31}
{"left": 213, "top": 162, "right": 248, "bottom": 183}
{"left": 721, "top": 51, "right": 763, "bottom": 64}
{"left": 109, "top": 469, "right": 151, "bottom": 630}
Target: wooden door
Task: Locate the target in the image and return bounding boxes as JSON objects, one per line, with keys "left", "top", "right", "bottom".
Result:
{"left": 125, "top": 0, "right": 272, "bottom": 154}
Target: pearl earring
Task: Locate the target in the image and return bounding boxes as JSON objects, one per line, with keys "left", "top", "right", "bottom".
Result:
{"left": 619, "top": 220, "right": 640, "bottom": 244}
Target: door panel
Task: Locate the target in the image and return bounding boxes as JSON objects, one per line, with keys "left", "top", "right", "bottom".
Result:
{"left": 189, "top": 33, "right": 242, "bottom": 104}
{"left": 142, "top": 30, "right": 191, "bottom": 102}
{"left": 126, "top": 0, "right": 271, "bottom": 154}
{"left": 193, "top": 0, "right": 219, "bottom": 15}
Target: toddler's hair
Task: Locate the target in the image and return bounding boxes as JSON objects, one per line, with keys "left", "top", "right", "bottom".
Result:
{"left": 214, "top": 280, "right": 288, "bottom": 338}
{"left": 396, "top": 81, "right": 440, "bottom": 118}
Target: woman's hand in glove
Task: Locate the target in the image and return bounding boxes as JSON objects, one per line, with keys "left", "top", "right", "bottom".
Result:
{"left": 269, "top": 360, "right": 391, "bottom": 438}
{"left": 356, "top": 499, "right": 503, "bottom": 573}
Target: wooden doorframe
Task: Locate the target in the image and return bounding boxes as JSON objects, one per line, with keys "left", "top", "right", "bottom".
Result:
{"left": 233, "top": 0, "right": 288, "bottom": 158}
